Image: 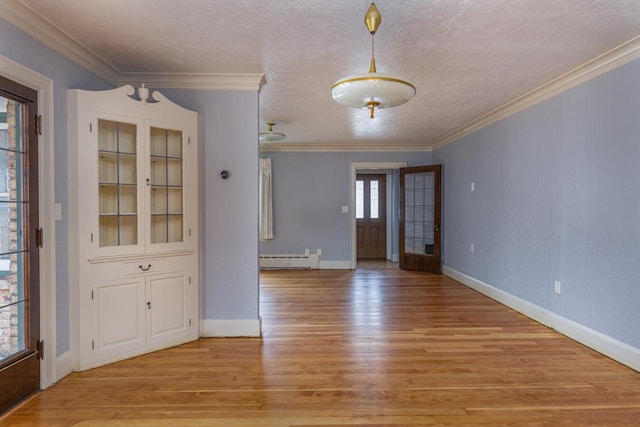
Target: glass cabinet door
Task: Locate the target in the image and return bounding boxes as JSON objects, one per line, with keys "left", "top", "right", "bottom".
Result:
{"left": 98, "top": 119, "right": 138, "bottom": 247}
{"left": 149, "top": 127, "right": 183, "bottom": 244}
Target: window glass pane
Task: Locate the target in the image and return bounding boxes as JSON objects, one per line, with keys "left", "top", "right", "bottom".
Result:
{"left": 355, "top": 180, "right": 364, "bottom": 219}
{"left": 0, "top": 96, "right": 26, "bottom": 363}
{"left": 0, "top": 301, "right": 25, "bottom": 359}
{"left": 370, "top": 180, "right": 379, "bottom": 219}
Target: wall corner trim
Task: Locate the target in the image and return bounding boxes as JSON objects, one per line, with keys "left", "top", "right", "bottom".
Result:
{"left": 0, "top": 0, "right": 120, "bottom": 85}
{"left": 443, "top": 266, "right": 640, "bottom": 373}
{"left": 0, "top": 1, "right": 266, "bottom": 91}
{"left": 200, "top": 318, "right": 262, "bottom": 337}
{"left": 432, "top": 35, "right": 640, "bottom": 150}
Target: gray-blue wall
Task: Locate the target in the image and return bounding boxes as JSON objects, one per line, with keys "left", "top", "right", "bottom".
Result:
{"left": 163, "top": 89, "right": 260, "bottom": 321}
{"left": 1, "top": 17, "right": 113, "bottom": 355}
{"left": 259, "top": 151, "right": 432, "bottom": 262}
{"left": 434, "top": 57, "right": 640, "bottom": 349}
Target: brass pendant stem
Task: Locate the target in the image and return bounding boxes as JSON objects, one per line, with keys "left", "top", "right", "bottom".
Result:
{"left": 369, "top": 34, "right": 377, "bottom": 73}
{"left": 369, "top": 58, "right": 377, "bottom": 73}
{"left": 367, "top": 101, "right": 381, "bottom": 119}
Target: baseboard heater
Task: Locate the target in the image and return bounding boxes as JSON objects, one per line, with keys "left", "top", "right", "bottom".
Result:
{"left": 259, "top": 254, "right": 320, "bottom": 269}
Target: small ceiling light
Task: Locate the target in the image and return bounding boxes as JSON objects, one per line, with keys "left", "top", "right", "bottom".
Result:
{"left": 331, "top": 2, "right": 416, "bottom": 119}
{"left": 259, "top": 122, "right": 285, "bottom": 142}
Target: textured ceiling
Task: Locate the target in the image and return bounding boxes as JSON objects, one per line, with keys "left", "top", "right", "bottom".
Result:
{"left": 17, "top": 0, "right": 640, "bottom": 150}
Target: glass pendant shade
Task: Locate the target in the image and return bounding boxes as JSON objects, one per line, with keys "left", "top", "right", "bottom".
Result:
{"left": 331, "top": 72, "right": 416, "bottom": 109}
{"left": 259, "top": 123, "right": 285, "bottom": 142}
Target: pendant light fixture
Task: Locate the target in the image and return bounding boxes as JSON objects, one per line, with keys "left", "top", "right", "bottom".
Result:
{"left": 259, "top": 122, "right": 285, "bottom": 142}
{"left": 331, "top": 2, "right": 416, "bottom": 119}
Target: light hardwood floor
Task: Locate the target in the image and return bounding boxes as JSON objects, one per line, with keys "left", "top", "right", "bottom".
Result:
{"left": 2, "top": 269, "right": 640, "bottom": 426}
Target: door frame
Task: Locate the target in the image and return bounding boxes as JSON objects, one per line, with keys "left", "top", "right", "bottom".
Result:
{"left": 350, "top": 162, "right": 406, "bottom": 269}
{"left": 0, "top": 55, "right": 56, "bottom": 389}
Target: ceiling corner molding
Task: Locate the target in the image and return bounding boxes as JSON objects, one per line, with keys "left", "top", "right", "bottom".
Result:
{"left": 432, "top": 35, "right": 640, "bottom": 151}
{"left": 0, "top": 0, "right": 120, "bottom": 85}
{"left": 119, "top": 73, "right": 266, "bottom": 91}
{"left": 259, "top": 142, "right": 433, "bottom": 153}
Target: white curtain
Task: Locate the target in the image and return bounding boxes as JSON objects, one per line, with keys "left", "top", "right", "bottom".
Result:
{"left": 259, "top": 157, "right": 274, "bottom": 240}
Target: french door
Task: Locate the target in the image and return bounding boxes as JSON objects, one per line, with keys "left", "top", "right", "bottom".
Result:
{"left": 399, "top": 165, "right": 441, "bottom": 273}
{"left": 356, "top": 174, "right": 387, "bottom": 260}
{"left": 0, "top": 76, "right": 40, "bottom": 413}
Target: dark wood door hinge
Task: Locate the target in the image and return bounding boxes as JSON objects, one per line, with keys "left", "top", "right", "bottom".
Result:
{"left": 36, "top": 339, "right": 44, "bottom": 360}
{"left": 35, "top": 227, "right": 44, "bottom": 248}
{"left": 35, "top": 115, "right": 42, "bottom": 135}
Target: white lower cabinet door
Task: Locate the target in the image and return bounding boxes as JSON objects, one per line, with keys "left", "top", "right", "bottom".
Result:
{"left": 146, "top": 273, "right": 190, "bottom": 349}
{"left": 95, "top": 278, "right": 146, "bottom": 365}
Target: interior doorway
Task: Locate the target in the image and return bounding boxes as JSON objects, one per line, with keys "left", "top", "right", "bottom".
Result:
{"left": 350, "top": 162, "right": 407, "bottom": 269}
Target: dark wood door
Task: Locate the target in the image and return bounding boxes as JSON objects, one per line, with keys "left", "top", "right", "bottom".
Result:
{"left": 356, "top": 174, "right": 386, "bottom": 260}
{"left": 399, "top": 165, "right": 441, "bottom": 273}
{"left": 0, "top": 76, "right": 40, "bottom": 413}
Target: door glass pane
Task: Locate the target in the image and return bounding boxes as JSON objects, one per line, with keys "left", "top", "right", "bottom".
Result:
{"left": 355, "top": 180, "right": 364, "bottom": 219}
{"left": 0, "top": 97, "right": 27, "bottom": 361}
{"left": 98, "top": 119, "right": 138, "bottom": 247}
{"left": 370, "top": 180, "right": 379, "bottom": 219}
{"left": 150, "top": 127, "right": 183, "bottom": 243}
{"left": 404, "top": 172, "right": 435, "bottom": 256}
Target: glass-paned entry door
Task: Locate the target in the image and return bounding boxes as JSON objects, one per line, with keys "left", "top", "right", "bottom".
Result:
{"left": 0, "top": 76, "right": 40, "bottom": 413}
{"left": 356, "top": 174, "right": 387, "bottom": 260}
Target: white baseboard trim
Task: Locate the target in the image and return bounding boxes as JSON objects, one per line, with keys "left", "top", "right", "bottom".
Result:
{"left": 319, "top": 260, "right": 352, "bottom": 270}
{"left": 443, "top": 266, "right": 640, "bottom": 372}
{"left": 200, "top": 318, "right": 262, "bottom": 337}
{"left": 55, "top": 350, "right": 73, "bottom": 384}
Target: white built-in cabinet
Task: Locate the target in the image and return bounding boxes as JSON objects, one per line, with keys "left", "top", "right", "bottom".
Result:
{"left": 68, "top": 85, "right": 199, "bottom": 370}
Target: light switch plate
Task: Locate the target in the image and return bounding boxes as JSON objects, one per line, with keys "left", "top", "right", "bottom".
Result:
{"left": 341, "top": 205, "right": 349, "bottom": 213}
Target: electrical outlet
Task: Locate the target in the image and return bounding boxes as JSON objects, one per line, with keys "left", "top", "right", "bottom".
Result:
{"left": 317, "top": 249, "right": 322, "bottom": 256}
{"left": 470, "top": 182, "right": 475, "bottom": 192}
{"left": 554, "top": 280, "right": 561, "bottom": 295}
{"left": 470, "top": 243, "right": 474, "bottom": 253}
{"left": 304, "top": 249, "right": 309, "bottom": 255}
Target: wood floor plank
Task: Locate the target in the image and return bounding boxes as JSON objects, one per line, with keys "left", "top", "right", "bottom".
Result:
{"left": 1, "top": 268, "right": 639, "bottom": 426}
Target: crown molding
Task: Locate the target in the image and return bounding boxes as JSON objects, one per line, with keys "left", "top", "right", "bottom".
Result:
{"left": 0, "top": 0, "right": 120, "bottom": 85}
{"left": 118, "top": 73, "right": 266, "bottom": 91}
{"left": 0, "top": 1, "right": 265, "bottom": 91}
{"left": 432, "top": 35, "right": 640, "bottom": 150}
{"left": 259, "top": 141, "right": 433, "bottom": 153}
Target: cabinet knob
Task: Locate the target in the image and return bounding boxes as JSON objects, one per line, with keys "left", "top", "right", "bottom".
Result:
{"left": 146, "top": 178, "right": 150, "bottom": 186}
{"left": 147, "top": 301, "right": 151, "bottom": 310}
{"left": 139, "top": 264, "right": 152, "bottom": 271}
